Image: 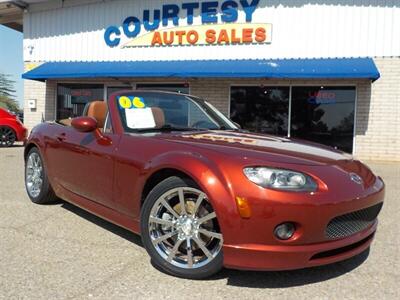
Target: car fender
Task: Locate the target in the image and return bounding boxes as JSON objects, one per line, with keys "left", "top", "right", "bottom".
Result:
{"left": 24, "top": 129, "right": 55, "bottom": 185}
{"left": 139, "top": 150, "right": 242, "bottom": 243}
{"left": 0, "top": 119, "right": 18, "bottom": 134}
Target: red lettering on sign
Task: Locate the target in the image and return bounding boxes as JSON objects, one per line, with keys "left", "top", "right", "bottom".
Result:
{"left": 151, "top": 32, "right": 162, "bottom": 46}
{"left": 187, "top": 30, "right": 199, "bottom": 44}
{"left": 217, "top": 29, "right": 230, "bottom": 44}
{"left": 242, "top": 28, "right": 253, "bottom": 43}
{"left": 163, "top": 31, "right": 174, "bottom": 45}
{"left": 175, "top": 31, "right": 186, "bottom": 45}
{"left": 255, "top": 27, "right": 266, "bottom": 42}
{"left": 230, "top": 29, "right": 241, "bottom": 43}
{"left": 206, "top": 29, "right": 216, "bottom": 44}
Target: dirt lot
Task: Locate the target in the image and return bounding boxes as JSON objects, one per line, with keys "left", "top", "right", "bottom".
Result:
{"left": 0, "top": 146, "right": 399, "bottom": 300}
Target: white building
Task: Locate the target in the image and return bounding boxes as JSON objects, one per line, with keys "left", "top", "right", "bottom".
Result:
{"left": 1, "top": 0, "right": 399, "bottom": 160}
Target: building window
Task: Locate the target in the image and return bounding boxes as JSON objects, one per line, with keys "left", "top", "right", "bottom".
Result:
{"left": 230, "top": 86, "right": 290, "bottom": 136}
{"left": 57, "top": 84, "right": 104, "bottom": 120}
{"left": 291, "top": 86, "right": 356, "bottom": 153}
{"left": 136, "top": 83, "right": 189, "bottom": 94}
{"left": 230, "top": 85, "right": 356, "bottom": 153}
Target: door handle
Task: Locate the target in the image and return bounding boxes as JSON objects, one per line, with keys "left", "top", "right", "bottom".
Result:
{"left": 56, "top": 133, "right": 66, "bottom": 142}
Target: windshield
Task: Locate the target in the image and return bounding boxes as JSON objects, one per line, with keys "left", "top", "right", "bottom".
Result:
{"left": 115, "top": 91, "right": 238, "bottom": 132}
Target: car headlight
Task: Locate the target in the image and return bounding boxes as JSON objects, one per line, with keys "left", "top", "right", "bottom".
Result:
{"left": 243, "top": 167, "right": 317, "bottom": 192}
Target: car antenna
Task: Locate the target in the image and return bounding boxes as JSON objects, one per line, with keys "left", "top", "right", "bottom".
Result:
{"left": 41, "top": 112, "right": 45, "bottom": 123}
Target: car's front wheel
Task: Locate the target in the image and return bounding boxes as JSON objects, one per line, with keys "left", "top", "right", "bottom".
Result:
{"left": 0, "top": 126, "right": 16, "bottom": 147}
{"left": 25, "top": 147, "right": 58, "bottom": 204}
{"left": 141, "top": 176, "right": 224, "bottom": 279}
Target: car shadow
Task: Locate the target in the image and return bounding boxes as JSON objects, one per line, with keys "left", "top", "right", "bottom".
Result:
{"left": 60, "top": 201, "right": 143, "bottom": 247}
{"left": 213, "top": 248, "right": 369, "bottom": 287}
{"left": 60, "top": 201, "right": 369, "bottom": 287}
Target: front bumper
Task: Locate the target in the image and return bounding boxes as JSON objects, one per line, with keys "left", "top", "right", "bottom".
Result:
{"left": 218, "top": 172, "right": 385, "bottom": 271}
{"left": 223, "top": 221, "right": 377, "bottom": 270}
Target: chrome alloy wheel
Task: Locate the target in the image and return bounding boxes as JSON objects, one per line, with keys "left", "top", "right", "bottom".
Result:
{"left": 148, "top": 187, "right": 223, "bottom": 269}
{"left": 25, "top": 152, "right": 44, "bottom": 198}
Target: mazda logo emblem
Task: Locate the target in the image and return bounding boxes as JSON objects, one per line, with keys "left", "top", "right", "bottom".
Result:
{"left": 350, "top": 173, "right": 363, "bottom": 185}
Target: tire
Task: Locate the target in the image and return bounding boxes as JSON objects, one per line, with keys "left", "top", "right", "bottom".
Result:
{"left": 25, "top": 147, "right": 58, "bottom": 204}
{"left": 141, "top": 176, "right": 224, "bottom": 279}
{"left": 0, "top": 126, "right": 16, "bottom": 147}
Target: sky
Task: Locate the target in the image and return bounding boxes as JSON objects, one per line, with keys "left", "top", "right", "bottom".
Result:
{"left": 0, "top": 25, "right": 24, "bottom": 106}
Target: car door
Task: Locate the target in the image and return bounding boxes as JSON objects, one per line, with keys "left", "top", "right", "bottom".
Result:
{"left": 48, "top": 115, "right": 120, "bottom": 208}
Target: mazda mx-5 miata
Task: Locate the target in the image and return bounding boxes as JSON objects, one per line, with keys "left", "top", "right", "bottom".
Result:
{"left": 24, "top": 91, "right": 384, "bottom": 279}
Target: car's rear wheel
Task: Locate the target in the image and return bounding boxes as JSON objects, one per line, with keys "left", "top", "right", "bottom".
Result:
{"left": 141, "top": 176, "right": 224, "bottom": 279}
{"left": 25, "top": 147, "right": 58, "bottom": 204}
{"left": 0, "top": 126, "right": 16, "bottom": 147}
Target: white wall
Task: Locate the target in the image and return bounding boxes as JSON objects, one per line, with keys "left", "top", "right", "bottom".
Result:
{"left": 23, "top": 0, "right": 400, "bottom": 62}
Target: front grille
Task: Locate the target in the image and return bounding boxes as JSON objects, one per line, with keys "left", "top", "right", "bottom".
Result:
{"left": 326, "top": 202, "right": 383, "bottom": 239}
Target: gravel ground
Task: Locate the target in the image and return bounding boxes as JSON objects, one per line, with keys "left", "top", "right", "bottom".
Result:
{"left": 0, "top": 146, "right": 399, "bottom": 300}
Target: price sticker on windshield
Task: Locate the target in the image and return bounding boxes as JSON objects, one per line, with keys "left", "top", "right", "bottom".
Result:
{"left": 118, "top": 96, "right": 146, "bottom": 109}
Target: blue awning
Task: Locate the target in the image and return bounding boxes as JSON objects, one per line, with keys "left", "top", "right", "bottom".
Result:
{"left": 22, "top": 58, "right": 380, "bottom": 81}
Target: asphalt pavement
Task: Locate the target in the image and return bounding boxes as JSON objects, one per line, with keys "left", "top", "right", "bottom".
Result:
{"left": 0, "top": 146, "right": 399, "bottom": 299}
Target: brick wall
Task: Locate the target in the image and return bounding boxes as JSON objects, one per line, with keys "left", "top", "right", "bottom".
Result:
{"left": 354, "top": 57, "right": 400, "bottom": 161}
{"left": 23, "top": 64, "right": 56, "bottom": 130}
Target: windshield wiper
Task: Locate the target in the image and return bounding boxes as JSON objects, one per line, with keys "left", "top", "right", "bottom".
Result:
{"left": 135, "top": 124, "right": 203, "bottom": 133}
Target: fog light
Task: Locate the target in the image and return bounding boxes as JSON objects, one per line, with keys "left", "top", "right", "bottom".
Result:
{"left": 274, "top": 222, "right": 295, "bottom": 240}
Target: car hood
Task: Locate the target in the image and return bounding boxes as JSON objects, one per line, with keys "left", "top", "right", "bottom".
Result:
{"left": 155, "top": 130, "right": 354, "bottom": 166}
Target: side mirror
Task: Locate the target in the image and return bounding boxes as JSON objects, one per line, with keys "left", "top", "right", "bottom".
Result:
{"left": 71, "top": 117, "right": 97, "bottom": 132}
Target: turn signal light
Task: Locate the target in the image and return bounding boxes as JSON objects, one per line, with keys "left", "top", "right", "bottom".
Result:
{"left": 235, "top": 196, "right": 252, "bottom": 219}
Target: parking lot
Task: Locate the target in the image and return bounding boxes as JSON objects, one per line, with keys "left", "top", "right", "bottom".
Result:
{"left": 0, "top": 146, "right": 399, "bottom": 300}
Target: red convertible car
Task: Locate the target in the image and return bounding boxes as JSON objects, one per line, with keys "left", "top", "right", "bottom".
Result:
{"left": 0, "top": 107, "right": 27, "bottom": 147}
{"left": 24, "top": 91, "right": 384, "bottom": 279}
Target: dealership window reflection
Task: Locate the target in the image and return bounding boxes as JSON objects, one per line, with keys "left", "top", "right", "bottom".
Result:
{"left": 57, "top": 84, "right": 104, "bottom": 120}
{"left": 230, "top": 86, "right": 356, "bottom": 153}
{"left": 291, "top": 87, "right": 356, "bottom": 153}
{"left": 230, "top": 86, "right": 290, "bottom": 136}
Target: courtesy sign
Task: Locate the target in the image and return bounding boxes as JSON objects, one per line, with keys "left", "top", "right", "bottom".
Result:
{"left": 104, "top": 0, "right": 272, "bottom": 48}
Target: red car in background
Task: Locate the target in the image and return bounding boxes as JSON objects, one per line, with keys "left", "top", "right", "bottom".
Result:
{"left": 23, "top": 91, "right": 384, "bottom": 279}
{"left": 0, "top": 108, "right": 27, "bottom": 147}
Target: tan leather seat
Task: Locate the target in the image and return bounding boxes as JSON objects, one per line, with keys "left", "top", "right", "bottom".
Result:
{"left": 58, "top": 118, "right": 72, "bottom": 126}
{"left": 151, "top": 107, "right": 165, "bottom": 128}
{"left": 86, "top": 101, "right": 107, "bottom": 128}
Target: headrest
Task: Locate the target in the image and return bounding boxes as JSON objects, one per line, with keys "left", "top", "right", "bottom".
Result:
{"left": 151, "top": 107, "right": 165, "bottom": 128}
{"left": 86, "top": 101, "right": 107, "bottom": 128}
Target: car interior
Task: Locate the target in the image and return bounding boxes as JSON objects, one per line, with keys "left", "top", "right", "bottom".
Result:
{"left": 58, "top": 100, "right": 107, "bottom": 128}
{"left": 58, "top": 100, "right": 166, "bottom": 131}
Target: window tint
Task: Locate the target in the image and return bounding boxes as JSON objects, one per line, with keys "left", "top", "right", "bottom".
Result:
{"left": 291, "top": 87, "right": 356, "bottom": 153}
{"left": 230, "top": 86, "right": 290, "bottom": 136}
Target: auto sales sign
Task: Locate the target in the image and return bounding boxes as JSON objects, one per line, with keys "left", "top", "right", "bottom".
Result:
{"left": 104, "top": 0, "right": 272, "bottom": 48}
